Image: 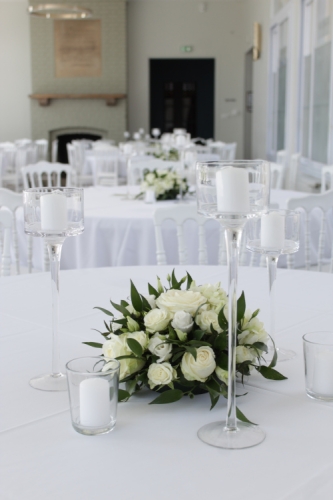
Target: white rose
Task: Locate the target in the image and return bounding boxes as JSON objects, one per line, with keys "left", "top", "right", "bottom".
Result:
{"left": 215, "top": 366, "right": 228, "bottom": 385}
{"left": 145, "top": 294, "right": 156, "bottom": 309}
{"left": 156, "top": 289, "right": 207, "bottom": 316}
{"left": 236, "top": 345, "right": 256, "bottom": 364}
{"left": 238, "top": 310, "right": 268, "bottom": 347}
{"left": 147, "top": 362, "right": 177, "bottom": 389}
{"left": 145, "top": 173, "right": 155, "bottom": 184}
{"left": 190, "top": 282, "right": 228, "bottom": 313}
{"left": 196, "top": 310, "right": 222, "bottom": 333}
{"left": 144, "top": 308, "right": 171, "bottom": 333}
{"left": 103, "top": 333, "right": 144, "bottom": 380}
{"left": 171, "top": 310, "right": 194, "bottom": 333}
{"left": 148, "top": 333, "right": 172, "bottom": 362}
{"left": 128, "top": 330, "right": 148, "bottom": 350}
{"left": 181, "top": 346, "right": 216, "bottom": 382}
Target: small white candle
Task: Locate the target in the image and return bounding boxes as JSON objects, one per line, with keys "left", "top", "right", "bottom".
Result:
{"left": 40, "top": 192, "right": 67, "bottom": 231}
{"left": 312, "top": 351, "right": 333, "bottom": 396}
{"left": 80, "top": 378, "right": 110, "bottom": 427}
{"left": 216, "top": 167, "right": 250, "bottom": 213}
{"left": 261, "top": 211, "right": 285, "bottom": 249}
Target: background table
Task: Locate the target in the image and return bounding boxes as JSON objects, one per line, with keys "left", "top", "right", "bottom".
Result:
{"left": 17, "top": 187, "right": 324, "bottom": 271}
{"left": 1, "top": 265, "right": 333, "bottom": 499}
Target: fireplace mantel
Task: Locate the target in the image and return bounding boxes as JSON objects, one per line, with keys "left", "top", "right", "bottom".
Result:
{"left": 29, "top": 93, "right": 126, "bottom": 107}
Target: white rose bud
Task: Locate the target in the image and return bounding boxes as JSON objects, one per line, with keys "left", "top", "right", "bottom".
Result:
{"left": 103, "top": 333, "right": 145, "bottom": 380}
{"left": 215, "top": 366, "right": 228, "bottom": 385}
{"left": 196, "top": 310, "right": 222, "bottom": 333}
{"left": 144, "top": 308, "right": 171, "bottom": 334}
{"left": 147, "top": 362, "right": 177, "bottom": 389}
{"left": 148, "top": 333, "right": 172, "bottom": 362}
{"left": 127, "top": 317, "right": 140, "bottom": 332}
{"left": 128, "top": 330, "right": 148, "bottom": 350}
{"left": 181, "top": 346, "right": 216, "bottom": 382}
{"left": 236, "top": 345, "right": 256, "bottom": 364}
{"left": 156, "top": 289, "right": 207, "bottom": 316}
{"left": 171, "top": 310, "right": 194, "bottom": 333}
{"left": 145, "top": 294, "right": 156, "bottom": 309}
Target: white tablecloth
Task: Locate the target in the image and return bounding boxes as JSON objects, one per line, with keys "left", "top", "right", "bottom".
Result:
{"left": 1, "top": 265, "right": 333, "bottom": 499}
{"left": 17, "top": 187, "right": 317, "bottom": 271}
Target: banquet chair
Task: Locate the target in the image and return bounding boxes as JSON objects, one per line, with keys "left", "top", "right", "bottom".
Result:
{"left": 21, "top": 162, "right": 75, "bottom": 189}
{"left": 71, "top": 140, "right": 93, "bottom": 187}
{"left": 210, "top": 142, "right": 237, "bottom": 161}
{"left": 287, "top": 190, "right": 333, "bottom": 272}
{"left": 321, "top": 166, "right": 333, "bottom": 193}
{"left": 288, "top": 153, "right": 300, "bottom": 191}
{"left": 153, "top": 205, "right": 208, "bottom": 265}
{"left": 91, "top": 151, "right": 119, "bottom": 186}
{"left": 51, "top": 139, "right": 58, "bottom": 163}
{"left": 0, "top": 188, "right": 26, "bottom": 274}
{"left": 0, "top": 206, "right": 14, "bottom": 277}
{"left": 270, "top": 162, "right": 286, "bottom": 189}
{"left": 0, "top": 143, "right": 19, "bottom": 191}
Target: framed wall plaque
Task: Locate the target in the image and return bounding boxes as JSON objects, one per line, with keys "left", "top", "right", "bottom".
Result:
{"left": 54, "top": 20, "right": 102, "bottom": 78}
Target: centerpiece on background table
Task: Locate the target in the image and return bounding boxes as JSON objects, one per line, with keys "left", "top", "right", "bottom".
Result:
{"left": 138, "top": 169, "right": 189, "bottom": 201}
{"left": 84, "top": 271, "right": 286, "bottom": 421}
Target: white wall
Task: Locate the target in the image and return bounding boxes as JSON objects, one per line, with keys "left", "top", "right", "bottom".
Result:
{"left": 0, "top": 0, "right": 32, "bottom": 141}
{"left": 127, "top": 0, "right": 247, "bottom": 156}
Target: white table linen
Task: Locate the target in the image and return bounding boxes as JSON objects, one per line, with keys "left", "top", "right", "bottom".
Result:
{"left": 16, "top": 187, "right": 328, "bottom": 270}
{"left": 1, "top": 265, "right": 333, "bottom": 499}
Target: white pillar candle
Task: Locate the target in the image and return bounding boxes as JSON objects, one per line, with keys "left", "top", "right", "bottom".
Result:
{"left": 40, "top": 192, "right": 67, "bottom": 231}
{"left": 261, "top": 211, "right": 285, "bottom": 249}
{"left": 80, "top": 378, "right": 110, "bottom": 427}
{"left": 312, "top": 351, "right": 333, "bottom": 396}
{"left": 216, "top": 167, "right": 250, "bottom": 213}
{"left": 145, "top": 189, "right": 156, "bottom": 204}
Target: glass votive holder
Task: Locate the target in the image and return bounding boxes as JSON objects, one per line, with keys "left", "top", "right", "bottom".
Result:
{"left": 66, "top": 357, "right": 120, "bottom": 436}
{"left": 303, "top": 332, "right": 333, "bottom": 401}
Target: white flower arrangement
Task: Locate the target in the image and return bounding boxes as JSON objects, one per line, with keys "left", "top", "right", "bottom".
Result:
{"left": 85, "top": 271, "right": 286, "bottom": 422}
{"left": 140, "top": 169, "right": 189, "bottom": 200}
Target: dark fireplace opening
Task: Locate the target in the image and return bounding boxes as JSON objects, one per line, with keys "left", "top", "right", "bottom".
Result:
{"left": 57, "top": 132, "right": 102, "bottom": 163}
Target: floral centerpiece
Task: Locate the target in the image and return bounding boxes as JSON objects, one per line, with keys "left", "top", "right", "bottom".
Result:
{"left": 139, "top": 169, "right": 189, "bottom": 201}
{"left": 151, "top": 147, "right": 179, "bottom": 161}
{"left": 85, "top": 271, "right": 286, "bottom": 422}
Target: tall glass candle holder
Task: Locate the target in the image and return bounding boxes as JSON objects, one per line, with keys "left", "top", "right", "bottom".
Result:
{"left": 23, "top": 188, "right": 84, "bottom": 391}
{"left": 196, "top": 160, "right": 270, "bottom": 449}
{"left": 246, "top": 209, "right": 300, "bottom": 362}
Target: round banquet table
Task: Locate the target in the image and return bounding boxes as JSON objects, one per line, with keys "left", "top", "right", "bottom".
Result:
{"left": 1, "top": 264, "right": 333, "bottom": 499}
{"left": 16, "top": 186, "right": 330, "bottom": 271}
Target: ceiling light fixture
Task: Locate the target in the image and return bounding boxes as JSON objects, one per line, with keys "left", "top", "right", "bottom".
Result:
{"left": 28, "top": 4, "right": 92, "bottom": 20}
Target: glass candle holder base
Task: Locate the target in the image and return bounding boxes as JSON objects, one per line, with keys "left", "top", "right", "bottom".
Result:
{"left": 29, "top": 372, "right": 67, "bottom": 391}
{"left": 197, "top": 420, "right": 266, "bottom": 449}
{"left": 265, "top": 345, "right": 296, "bottom": 363}
{"left": 72, "top": 419, "right": 116, "bottom": 436}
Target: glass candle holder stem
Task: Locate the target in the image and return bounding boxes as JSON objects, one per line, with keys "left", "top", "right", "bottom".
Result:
{"left": 267, "top": 254, "right": 279, "bottom": 349}
{"left": 225, "top": 225, "right": 243, "bottom": 431}
{"left": 48, "top": 239, "right": 64, "bottom": 379}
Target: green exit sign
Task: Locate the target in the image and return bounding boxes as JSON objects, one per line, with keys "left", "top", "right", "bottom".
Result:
{"left": 180, "top": 45, "right": 193, "bottom": 53}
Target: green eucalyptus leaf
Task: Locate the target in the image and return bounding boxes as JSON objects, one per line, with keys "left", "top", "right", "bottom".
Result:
{"left": 82, "top": 342, "right": 103, "bottom": 349}
{"left": 126, "top": 378, "right": 137, "bottom": 395}
{"left": 171, "top": 269, "right": 181, "bottom": 290}
{"left": 186, "top": 271, "right": 193, "bottom": 289}
{"left": 237, "top": 291, "right": 246, "bottom": 322}
{"left": 141, "top": 295, "right": 152, "bottom": 311}
{"left": 218, "top": 307, "right": 228, "bottom": 329}
{"left": 192, "top": 330, "right": 205, "bottom": 340}
{"left": 236, "top": 407, "right": 257, "bottom": 425}
{"left": 251, "top": 342, "right": 268, "bottom": 354}
{"left": 215, "top": 332, "right": 228, "bottom": 351}
{"left": 149, "top": 389, "right": 183, "bottom": 405}
{"left": 216, "top": 352, "right": 228, "bottom": 370}
{"left": 94, "top": 306, "right": 114, "bottom": 317}
{"left": 118, "top": 389, "right": 130, "bottom": 402}
{"left": 126, "top": 338, "right": 143, "bottom": 357}
{"left": 148, "top": 283, "right": 159, "bottom": 297}
{"left": 185, "top": 346, "right": 197, "bottom": 360}
{"left": 111, "top": 300, "right": 130, "bottom": 317}
{"left": 130, "top": 280, "right": 143, "bottom": 313}
{"left": 256, "top": 366, "right": 287, "bottom": 380}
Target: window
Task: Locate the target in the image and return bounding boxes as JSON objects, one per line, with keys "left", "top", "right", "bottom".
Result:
{"left": 299, "top": 0, "right": 333, "bottom": 164}
{"left": 268, "top": 14, "right": 289, "bottom": 158}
